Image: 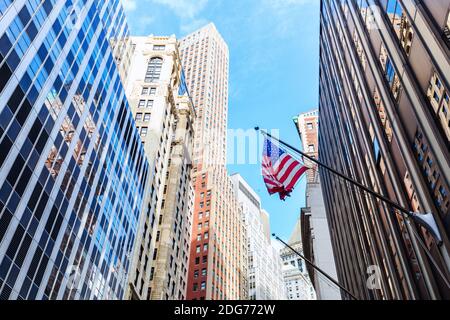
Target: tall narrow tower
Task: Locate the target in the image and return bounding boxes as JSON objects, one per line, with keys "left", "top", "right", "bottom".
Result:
{"left": 122, "top": 36, "right": 195, "bottom": 300}
{"left": 179, "top": 24, "right": 247, "bottom": 300}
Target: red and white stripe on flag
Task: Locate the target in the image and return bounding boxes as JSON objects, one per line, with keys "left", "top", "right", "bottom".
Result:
{"left": 262, "top": 137, "right": 308, "bottom": 200}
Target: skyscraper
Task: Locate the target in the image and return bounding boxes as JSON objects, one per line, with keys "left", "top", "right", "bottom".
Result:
{"left": 280, "top": 220, "right": 316, "bottom": 300}
{"left": 0, "top": 1, "right": 149, "bottom": 299}
{"left": 179, "top": 23, "right": 247, "bottom": 300}
{"left": 230, "top": 174, "right": 286, "bottom": 300}
{"left": 294, "top": 110, "right": 340, "bottom": 300}
{"left": 319, "top": 0, "right": 450, "bottom": 299}
{"left": 121, "top": 35, "right": 195, "bottom": 300}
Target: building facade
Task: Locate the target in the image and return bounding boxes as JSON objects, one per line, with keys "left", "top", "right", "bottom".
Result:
{"left": 230, "top": 174, "right": 286, "bottom": 300}
{"left": 319, "top": 0, "right": 450, "bottom": 299}
{"left": 179, "top": 23, "right": 247, "bottom": 300}
{"left": 293, "top": 110, "right": 320, "bottom": 182}
{"left": 294, "top": 110, "right": 341, "bottom": 300}
{"left": 150, "top": 94, "right": 194, "bottom": 300}
{"left": 280, "top": 220, "right": 316, "bottom": 300}
{"left": 122, "top": 35, "right": 195, "bottom": 300}
{"left": 0, "top": 1, "right": 149, "bottom": 300}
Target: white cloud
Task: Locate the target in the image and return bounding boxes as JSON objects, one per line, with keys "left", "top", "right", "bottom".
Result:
{"left": 139, "top": 15, "right": 156, "bottom": 28}
{"left": 151, "top": 0, "right": 209, "bottom": 19}
{"left": 122, "top": 0, "right": 137, "bottom": 11}
{"left": 264, "top": 0, "right": 316, "bottom": 10}
{"left": 180, "top": 18, "right": 209, "bottom": 34}
{"left": 254, "top": 0, "right": 318, "bottom": 39}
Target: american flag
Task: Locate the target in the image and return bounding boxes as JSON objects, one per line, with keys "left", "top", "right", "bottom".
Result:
{"left": 262, "top": 137, "right": 308, "bottom": 200}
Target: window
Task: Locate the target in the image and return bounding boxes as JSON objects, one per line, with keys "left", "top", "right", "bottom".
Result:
{"left": 149, "top": 87, "right": 157, "bottom": 95}
{"left": 307, "top": 123, "right": 313, "bottom": 130}
{"left": 440, "top": 186, "right": 448, "bottom": 197}
{"left": 138, "top": 100, "right": 146, "bottom": 108}
{"left": 196, "top": 245, "right": 201, "bottom": 253}
{"left": 204, "top": 232, "right": 208, "bottom": 239}
{"left": 308, "top": 144, "right": 315, "bottom": 153}
{"left": 136, "top": 113, "right": 143, "bottom": 121}
{"left": 436, "top": 77, "right": 442, "bottom": 89}
{"left": 201, "top": 281, "right": 206, "bottom": 290}
{"left": 383, "top": 0, "right": 413, "bottom": 55}
{"left": 145, "top": 57, "right": 163, "bottom": 82}
{"left": 426, "top": 72, "right": 450, "bottom": 142}
{"left": 198, "top": 223, "right": 202, "bottom": 230}
{"left": 445, "top": 12, "right": 450, "bottom": 44}
{"left": 141, "top": 127, "right": 148, "bottom": 137}
{"left": 373, "top": 138, "right": 381, "bottom": 162}
{"left": 194, "top": 270, "right": 199, "bottom": 278}
{"left": 385, "top": 58, "right": 395, "bottom": 84}
{"left": 153, "top": 45, "right": 165, "bottom": 51}
{"left": 379, "top": 45, "right": 402, "bottom": 101}
{"left": 203, "top": 244, "right": 208, "bottom": 252}
{"left": 195, "top": 257, "right": 200, "bottom": 265}
{"left": 146, "top": 100, "right": 154, "bottom": 109}
{"left": 144, "top": 113, "right": 151, "bottom": 122}
{"left": 150, "top": 267, "right": 155, "bottom": 281}
{"left": 434, "top": 92, "right": 440, "bottom": 103}
{"left": 142, "top": 87, "right": 149, "bottom": 95}
{"left": 193, "top": 283, "right": 198, "bottom": 291}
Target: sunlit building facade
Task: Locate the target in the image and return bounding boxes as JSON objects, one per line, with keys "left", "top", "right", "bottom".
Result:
{"left": 122, "top": 35, "right": 195, "bottom": 300}
{"left": 179, "top": 23, "right": 247, "bottom": 300}
{"left": 280, "top": 220, "right": 316, "bottom": 300}
{"left": 230, "top": 174, "right": 286, "bottom": 300}
{"left": 294, "top": 110, "right": 341, "bottom": 300}
{"left": 0, "top": 1, "right": 149, "bottom": 300}
{"left": 319, "top": 0, "right": 450, "bottom": 299}
{"left": 294, "top": 110, "right": 320, "bottom": 183}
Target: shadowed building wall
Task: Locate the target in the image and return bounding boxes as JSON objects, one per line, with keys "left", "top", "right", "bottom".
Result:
{"left": 319, "top": 0, "right": 450, "bottom": 299}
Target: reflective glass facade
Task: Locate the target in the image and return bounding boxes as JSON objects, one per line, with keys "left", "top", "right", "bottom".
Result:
{"left": 0, "top": 1, "right": 149, "bottom": 300}
{"left": 319, "top": 0, "right": 450, "bottom": 299}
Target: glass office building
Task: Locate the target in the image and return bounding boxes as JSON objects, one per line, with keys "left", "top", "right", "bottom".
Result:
{"left": 0, "top": 1, "right": 149, "bottom": 299}
{"left": 319, "top": 0, "right": 450, "bottom": 299}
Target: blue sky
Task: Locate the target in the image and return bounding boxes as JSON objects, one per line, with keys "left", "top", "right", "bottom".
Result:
{"left": 122, "top": 0, "right": 321, "bottom": 241}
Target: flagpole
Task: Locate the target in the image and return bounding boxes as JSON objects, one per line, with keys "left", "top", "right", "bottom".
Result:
{"left": 256, "top": 128, "right": 417, "bottom": 221}
{"left": 273, "top": 233, "right": 358, "bottom": 300}
{"left": 256, "top": 127, "right": 450, "bottom": 289}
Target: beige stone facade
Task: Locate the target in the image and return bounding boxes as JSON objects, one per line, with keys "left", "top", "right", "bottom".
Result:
{"left": 123, "top": 36, "right": 195, "bottom": 300}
